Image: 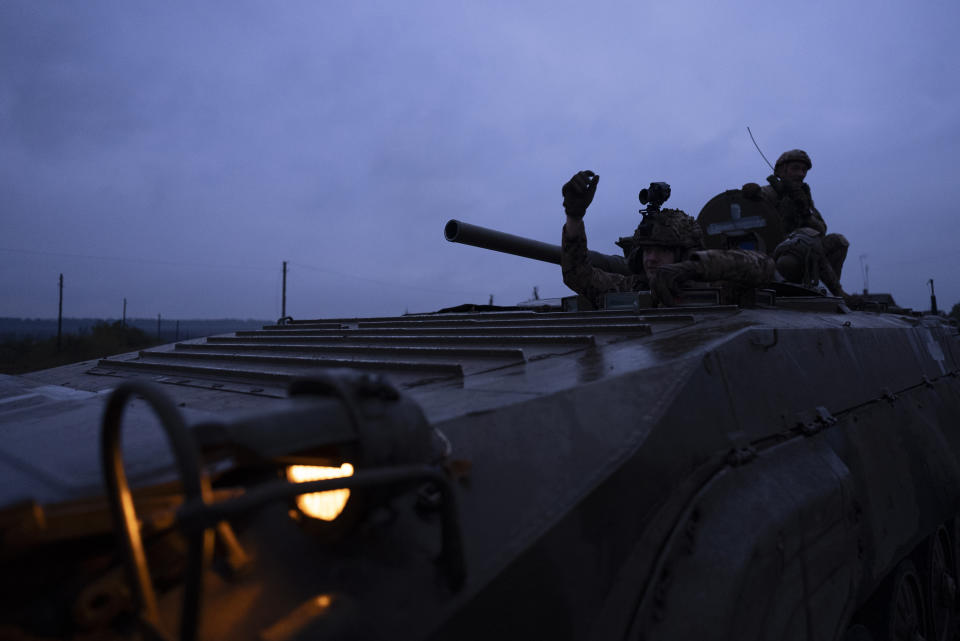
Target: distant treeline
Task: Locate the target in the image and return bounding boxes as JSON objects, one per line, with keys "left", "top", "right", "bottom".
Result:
{"left": 0, "top": 317, "right": 270, "bottom": 341}
{"left": 0, "top": 321, "right": 158, "bottom": 374}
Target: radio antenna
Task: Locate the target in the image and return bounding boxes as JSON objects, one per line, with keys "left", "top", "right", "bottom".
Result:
{"left": 747, "top": 126, "right": 775, "bottom": 173}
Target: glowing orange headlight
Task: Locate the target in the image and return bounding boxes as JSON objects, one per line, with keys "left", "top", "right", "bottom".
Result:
{"left": 286, "top": 463, "right": 355, "bottom": 521}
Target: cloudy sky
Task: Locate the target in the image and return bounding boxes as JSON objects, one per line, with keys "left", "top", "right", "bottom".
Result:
{"left": 2, "top": 1, "right": 959, "bottom": 320}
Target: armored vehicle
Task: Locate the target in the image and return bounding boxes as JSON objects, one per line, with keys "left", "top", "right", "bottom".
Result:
{"left": 2, "top": 196, "right": 959, "bottom": 641}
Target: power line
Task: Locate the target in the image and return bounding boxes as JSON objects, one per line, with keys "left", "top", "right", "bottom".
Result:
{"left": 0, "top": 246, "right": 519, "bottom": 300}
{"left": 0, "top": 246, "right": 272, "bottom": 272}
{"left": 288, "top": 260, "right": 491, "bottom": 297}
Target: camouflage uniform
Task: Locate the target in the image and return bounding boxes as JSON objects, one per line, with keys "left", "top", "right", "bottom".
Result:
{"left": 561, "top": 215, "right": 775, "bottom": 308}
{"left": 749, "top": 150, "right": 849, "bottom": 279}
{"left": 773, "top": 228, "right": 847, "bottom": 298}
{"left": 562, "top": 218, "right": 650, "bottom": 305}
{"left": 760, "top": 180, "right": 828, "bottom": 235}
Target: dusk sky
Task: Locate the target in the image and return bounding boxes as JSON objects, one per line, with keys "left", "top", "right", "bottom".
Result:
{"left": 2, "top": 1, "right": 959, "bottom": 320}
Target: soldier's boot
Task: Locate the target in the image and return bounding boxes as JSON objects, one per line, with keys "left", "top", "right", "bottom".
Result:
{"left": 817, "top": 255, "right": 848, "bottom": 298}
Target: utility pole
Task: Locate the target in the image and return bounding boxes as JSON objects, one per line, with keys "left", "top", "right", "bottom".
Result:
{"left": 122, "top": 297, "right": 127, "bottom": 328}
{"left": 57, "top": 274, "right": 63, "bottom": 352}
{"left": 928, "top": 279, "right": 938, "bottom": 314}
{"left": 859, "top": 254, "right": 869, "bottom": 294}
{"left": 282, "top": 261, "right": 288, "bottom": 319}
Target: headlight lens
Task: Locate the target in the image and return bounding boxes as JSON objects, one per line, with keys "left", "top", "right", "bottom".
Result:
{"left": 286, "top": 463, "right": 355, "bottom": 521}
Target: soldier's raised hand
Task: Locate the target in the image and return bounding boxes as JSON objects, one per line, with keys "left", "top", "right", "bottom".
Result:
{"left": 562, "top": 170, "right": 599, "bottom": 219}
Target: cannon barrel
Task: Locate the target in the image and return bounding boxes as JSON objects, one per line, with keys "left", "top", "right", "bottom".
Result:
{"left": 444, "top": 219, "right": 631, "bottom": 275}
{"left": 444, "top": 219, "right": 561, "bottom": 264}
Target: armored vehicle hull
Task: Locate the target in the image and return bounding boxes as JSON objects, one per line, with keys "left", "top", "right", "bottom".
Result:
{"left": 2, "top": 300, "right": 959, "bottom": 640}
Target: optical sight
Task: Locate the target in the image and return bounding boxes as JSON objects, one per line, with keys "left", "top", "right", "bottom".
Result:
{"left": 639, "top": 182, "right": 671, "bottom": 213}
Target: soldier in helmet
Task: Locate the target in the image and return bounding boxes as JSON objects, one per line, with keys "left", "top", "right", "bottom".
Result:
{"left": 561, "top": 170, "right": 775, "bottom": 307}
{"left": 742, "top": 149, "right": 850, "bottom": 294}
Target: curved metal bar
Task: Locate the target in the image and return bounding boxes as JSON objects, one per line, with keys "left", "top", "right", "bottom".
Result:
{"left": 100, "top": 381, "right": 214, "bottom": 641}
{"left": 177, "top": 465, "right": 466, "bottom": 591}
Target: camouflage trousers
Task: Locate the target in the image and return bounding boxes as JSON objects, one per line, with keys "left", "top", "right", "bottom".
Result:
{"left": 773, "top": 228, "right": 847, "bottom": 296}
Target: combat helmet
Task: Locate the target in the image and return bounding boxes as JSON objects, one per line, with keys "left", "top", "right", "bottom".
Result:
{"left": 625, "top": 209, "right": 705, "bottom": 273}
{"left": 774, "top": 149, "right": 812, "bottom": 171}
{"left": 631, "top": 208, "right": 705, "bottom": 251}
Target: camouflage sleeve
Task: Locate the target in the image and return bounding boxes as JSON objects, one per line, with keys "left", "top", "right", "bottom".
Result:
{"left": 786, "top": 187, "right": 827, "bottom": 235}
{"left": 806, "top": 203, "right": 828, "bottom": 235}
{"left": 561, "top": 220, "right": 647, "bottom": 306}
{"left": 764, "top": 180, "right": 827, "bottom": 236}
{"left": 687, "top": 249, "right": 776, "bottom": 286}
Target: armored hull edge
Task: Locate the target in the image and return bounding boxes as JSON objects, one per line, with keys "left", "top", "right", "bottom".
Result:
{"left": 431, "top": 311, "right": 960, "bottom": 640}
{"left": 1, "top": 304, "right": 959, "bottom": 640}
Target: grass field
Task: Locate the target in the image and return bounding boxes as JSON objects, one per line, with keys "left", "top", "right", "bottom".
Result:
{"left": 0, "top": 321, "right": 161, "bottom": 374}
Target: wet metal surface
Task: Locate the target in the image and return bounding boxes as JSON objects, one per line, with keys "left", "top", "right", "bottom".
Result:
{"left": 353, "top": 315, "right": 694, "bottom": 328}
{"left": 0, "top": 376, "right": 221, "bottom": 504}
{"left": 94, "top": 311, "right": 667, "bottom": 391}
{"left": 264, "top": 306, "right": 728, "bottom": 326}
{"left": 5, "top": 301, "right": 960, "bottom": 641}
{"left": 136, "top": 349, "right": 470, "bottom": 375}
{"left": 234, "top": 323, "right": 653, "bottom": 337}
{"left": 174, "top": 342, "right": 526, "bottom": 360}
{"left": 204, "top": 334, "right": 597, "bottom": 346}
{"left": 84, "top": 307, "right": 954, "bottom": 432}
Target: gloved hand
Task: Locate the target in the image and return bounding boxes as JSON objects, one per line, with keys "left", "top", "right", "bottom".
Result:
{"left": 769, "top": 176, "right": 812, "bottom": 213}
{"left": 648, "top": 260, "right": 705, "bottom": 307}
{"left": 562, "top": 170, "right": 599, "bottom": 219}
{"left": 741, "top": 182, "right": 761, "bottom": 199}
{"left": 786, "top": 181, "right": 810, "bottom": 203}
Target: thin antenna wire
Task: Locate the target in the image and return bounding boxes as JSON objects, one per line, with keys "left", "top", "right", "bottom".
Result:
{"left": 747, "top": 126, "right": 775, "bottom": 173}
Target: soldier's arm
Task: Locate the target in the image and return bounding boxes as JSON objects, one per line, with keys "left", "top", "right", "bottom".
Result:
{"left": 789, "top": 184, "right": 827, "bottom": 235}
{"left": 561, "top": 219, "right": 646, "bottom": 307}
{"left": 647, "top": 249, "right": 775, "bottom": 307}
{"left": 687, "top": 249, "right": 776, "bottom": 286}
{"left": 806, "top": 203, "right": 828, "bottom": 235}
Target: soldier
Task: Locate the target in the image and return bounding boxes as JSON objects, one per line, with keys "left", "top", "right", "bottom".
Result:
{"left": 561, "top": 170, "right": 775, "bottom": 307}
{"left": 742, "top": 149, "right": 849, "bottom": 287}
